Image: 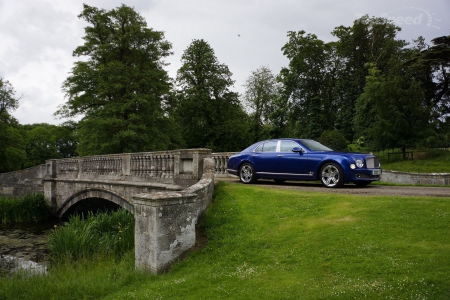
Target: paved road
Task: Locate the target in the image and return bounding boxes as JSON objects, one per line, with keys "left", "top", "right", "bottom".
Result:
{"left": 215, "top": 177, "right": 450, "bottom": 198}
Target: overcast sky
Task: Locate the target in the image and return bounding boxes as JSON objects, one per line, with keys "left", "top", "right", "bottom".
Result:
{"left": 1, "top": 0, "right": 449, "bottom": 125}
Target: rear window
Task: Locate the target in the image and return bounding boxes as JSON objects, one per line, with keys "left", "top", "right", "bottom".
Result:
{"left": 254, "top": 141, "right": 277, "bottom": 152}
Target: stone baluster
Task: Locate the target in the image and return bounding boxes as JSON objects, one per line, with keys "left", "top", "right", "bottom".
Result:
{"left": 130, "top": 156, "right": 136, "bottom": 175}
{"left": 168, "top": 154, "right": 174, "bottom": 178}
{"left": 156, "top": 155, "right": 162, "bottom": 178}
{"left": 161, "top": 155, "right": 167, "bottom": 178}
{"left": 116, "top": 158, "right": 122, "bottom": 175}
{"left": 149, "top": 155, "right": 156, "bottom": 177}
{"left": 222, "top": 156, "right": 227, "bottom": 174}
{"left": 144, "top": 155, "right": 150, "bottom": 177}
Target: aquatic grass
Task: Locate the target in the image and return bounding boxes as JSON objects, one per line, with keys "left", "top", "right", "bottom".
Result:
{"left": 0, "top": 194, "right": 51, "bottom": 224}
{"left": 48, "top": 209, "right": 134, "bottom": 262}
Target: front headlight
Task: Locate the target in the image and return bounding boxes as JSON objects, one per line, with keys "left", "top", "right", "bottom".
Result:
{"left": 355, "top": 159, "right": 364, "bottom": 168}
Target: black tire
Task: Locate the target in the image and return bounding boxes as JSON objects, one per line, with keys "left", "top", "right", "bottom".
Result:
{"left": 239, "top": 163, "right": 257, "bottom": 184}
{"left": 320, "top": 162, "right": 344, "bottom": 188}
{"left": 354, "top": 181, "right": 371, "bottom": 187}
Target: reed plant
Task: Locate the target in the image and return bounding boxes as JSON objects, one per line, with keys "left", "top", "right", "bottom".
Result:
{"left": 0, "top": 194, "right": 51, "bottom": 224}
{"left": 48, "top": 209, "right": 134, "bottom": 262}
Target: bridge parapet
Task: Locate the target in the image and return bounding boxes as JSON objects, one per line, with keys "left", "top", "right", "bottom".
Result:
{"left": 211, "top": 152, "right": 238, "bottom": 177}
{"left": 46, "top": 149, "right": 211, "bottom": 186}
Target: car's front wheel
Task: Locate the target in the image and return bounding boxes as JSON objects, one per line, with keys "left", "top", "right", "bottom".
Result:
{"left": 239, "top": 163, "right": 257, "bottom": 184}
{"left": 320, "top": 163, "right": 344, "bottom": 188}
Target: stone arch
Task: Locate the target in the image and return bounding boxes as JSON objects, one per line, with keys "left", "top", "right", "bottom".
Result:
{"left": 57, "top": 188, "right": 133, "bottom": 218}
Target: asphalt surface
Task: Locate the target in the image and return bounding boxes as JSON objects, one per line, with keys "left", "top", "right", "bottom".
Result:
{"left": 215, "top": 177, "right": 450, "bottom": 198}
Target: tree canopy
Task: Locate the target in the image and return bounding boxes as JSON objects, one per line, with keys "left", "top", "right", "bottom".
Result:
{"left": 55, "top": 4, "right": 181, "bottom": 155}
{"left": 175, "top": 39, "right": 250, "bottom": 152}
{"left": 0, "top": 78, "right": 25, "bottom": 172}
{"left": 1, "top": 8, "right": 449, "bottom": 173}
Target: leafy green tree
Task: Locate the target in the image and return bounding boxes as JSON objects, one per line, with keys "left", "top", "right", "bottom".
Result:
{"left": 53, "top": 121, "right": 78, "bottom": 158}
{"left": 278, "top": 31, "right": 338, "bottom": 139}
{"left": 332, "top": 16, "right": 406, "bottom": 140}
{"left": 354, "top": 64, "right": 430, "bottom": 157}
{"left": 23, "top": 124, "right": 60, "bottom": 168}
{"left": 242, "top": 66, "right": 278, "bottom": 142}
{"left": 408, "top": 35, "right": 450, "bottom": 132}
{"left": 175, "top": 39, "right": 250, "bottom": 151}
{"left": 0, "top": 78, "right": 19, "bottom": 121}
{"left": 0, "top": 126, "right": 26, "bottom": 172}
{"left": 55, "top": 4, "right": 181, "bottom": 155}
{"left": 0, "top": 78, "right": 26, "bottom": 172}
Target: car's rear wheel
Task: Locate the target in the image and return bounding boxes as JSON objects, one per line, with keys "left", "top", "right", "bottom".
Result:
{"left": 239, "top": 163, "right": 256, "bottom": 184}
{"left": 320, "top": 163, "right": 344, "bottom": 188}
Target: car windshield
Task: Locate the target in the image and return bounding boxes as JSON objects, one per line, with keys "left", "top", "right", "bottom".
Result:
{"left": 298, "top": 139, "right": 333, "bottom": 151}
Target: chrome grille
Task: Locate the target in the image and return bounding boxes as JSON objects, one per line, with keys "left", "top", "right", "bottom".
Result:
{"left": 366, "top": 157, "right": 380, "bottom": 168}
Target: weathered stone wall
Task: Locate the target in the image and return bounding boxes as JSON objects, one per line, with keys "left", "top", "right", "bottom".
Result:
{"left": 133, "top": 157, "right": 215, "bottom": 274}
{"left": 0, "top": 165, "right": 46, "bottom": 197}
{"left": 381, "top": 170, "right": 450, "bottom": 185}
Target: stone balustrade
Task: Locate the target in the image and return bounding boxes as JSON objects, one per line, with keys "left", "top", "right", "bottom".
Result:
{"left": 211, "top": 152, "right": 237, "bottom": 177}
{"left": 47, "top": 149, "right": 211, "bottom": 187}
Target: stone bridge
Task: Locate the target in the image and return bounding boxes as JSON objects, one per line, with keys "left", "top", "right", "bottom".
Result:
{"left": 0, "top": 149, "right": 235, "bottom": 274}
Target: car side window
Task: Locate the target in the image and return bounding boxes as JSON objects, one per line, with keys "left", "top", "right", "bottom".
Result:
{"left": 279, "top": 141, "right": 300, "bottom": 152}
{"left": 255, "top": 141, "right": 277, "bottom": 152}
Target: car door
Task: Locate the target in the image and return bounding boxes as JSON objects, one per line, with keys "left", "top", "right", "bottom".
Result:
{"left": 251, "top": 140, "right": 279, "bottom": 177}
{"left": 276, "top": 140, "right": 314, "bottom": 179}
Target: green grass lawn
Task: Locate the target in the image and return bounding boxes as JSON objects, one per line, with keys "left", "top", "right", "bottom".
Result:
{"left": 1, "top": 182, "right": 450, "bottom": 299}
{"left": 377, "top": 149, "right": 450, "bottom": 173}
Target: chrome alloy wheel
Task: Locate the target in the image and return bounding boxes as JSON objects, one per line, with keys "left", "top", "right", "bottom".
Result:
{"left": 239, "top": 163, "right": 255, "bottom": 184}
{"left": 320, "top": 163, "right": 343, "bottom": 188}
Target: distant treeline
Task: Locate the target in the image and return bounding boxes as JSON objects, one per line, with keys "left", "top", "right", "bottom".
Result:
{"left": 1, "top": 4, "right": 449, "bottom": 173}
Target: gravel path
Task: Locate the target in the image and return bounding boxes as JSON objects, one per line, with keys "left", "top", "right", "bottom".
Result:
{"left": 215, "top": 177, "right": 450, "bottom": 198}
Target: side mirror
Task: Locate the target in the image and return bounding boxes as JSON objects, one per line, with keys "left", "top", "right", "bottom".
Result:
{"left": 292, "top": 147, "right": 303, "bottom": 154}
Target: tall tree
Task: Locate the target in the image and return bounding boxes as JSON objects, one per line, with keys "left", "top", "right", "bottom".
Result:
{"left": 175, "top": 39, "right": 250, "bottom": 151}
{"left": 20, "top": 123, "right": 79, "bottom": 167}
{"left": 55, "top": 4, "right": 181, "bottom": 155}
{"left": 332, "top": 15, "right": 406, "bottom": 140}
{"left": 278, "top": 31, "right": 338, "bottom": 139}
{"left": 23, "top": 124, "right": 60, "bottom": 168}
{"left": 0, "top": 78, "right": 20, "bottom": 123}
{"left": 354, "top": 64, "right": 430, "bottom": 156}
{"left": 408, "top": 35, "right": 450, "bottom": 125}
{"left": 0, "top": 78, "right": 26, "bottom": 172}
{"left": 242, "top": 66, "right": 278, "bottom": 142}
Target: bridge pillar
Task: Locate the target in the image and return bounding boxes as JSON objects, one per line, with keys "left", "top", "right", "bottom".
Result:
{"left": 133, "top": 157, "right": 215, "bottom": 274}
{"left": 44, "top": 159, "right": 58, "bottom": 213}
{"left": 134, "top": 191, "right": 198, "bottom": 274}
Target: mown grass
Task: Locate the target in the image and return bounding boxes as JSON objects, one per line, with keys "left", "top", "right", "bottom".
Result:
{"left": 376, "top": 149, "right": 450, "bottom": 173}
{"left": 1, "top": 182, "right": 450, "bottom": 299}
{"left": 0, "top": 194, "right": 51, "bottom": 224}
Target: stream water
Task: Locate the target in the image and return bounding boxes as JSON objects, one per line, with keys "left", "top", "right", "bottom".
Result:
{"left": 0, "top": 219, "right": 60, "bottom": 276}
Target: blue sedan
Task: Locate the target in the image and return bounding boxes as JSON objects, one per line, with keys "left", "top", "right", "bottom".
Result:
{"left": 227, "top": 138, "right": 382, "bottom": 188}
